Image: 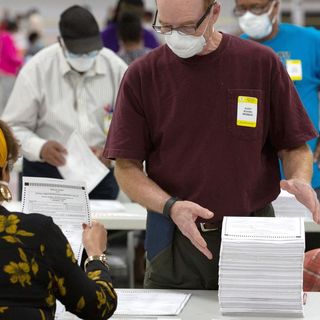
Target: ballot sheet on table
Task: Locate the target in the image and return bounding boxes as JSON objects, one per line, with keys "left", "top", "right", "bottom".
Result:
{"left": 58, "top": 131, "right": 109, "bottom": 193}
{"left": 113, "top": 289, "right": 191, "bottom": 316}
{"left": 218, "top": 216, "right": 305, "bottom": 317}
{"left": 21, "top": 177, "right": 91, "bottom": 320}
{"left": 90, "top": 200, "right": 126, "bottom": 219}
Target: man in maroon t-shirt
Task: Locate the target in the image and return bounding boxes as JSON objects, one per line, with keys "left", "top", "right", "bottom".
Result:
{"left": 104, "top": 0, "right": 320, "bottom": 289}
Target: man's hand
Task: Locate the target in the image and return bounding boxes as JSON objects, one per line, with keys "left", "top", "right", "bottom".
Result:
{"left": 40, "top": 141, "right": 67, "bottom": 167}
{"left": 170, "top": 200, "right": 214, "bottom": 259}
{"left": 91, "top": 146, "right": 112, "bottom": 168}
{"left": 280, "top": 179, "right": 320, "bottom": 224}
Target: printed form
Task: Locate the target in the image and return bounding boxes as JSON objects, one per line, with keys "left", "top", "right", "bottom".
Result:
{"left": 21, "top": 176, "right": 91, "bottom": 320}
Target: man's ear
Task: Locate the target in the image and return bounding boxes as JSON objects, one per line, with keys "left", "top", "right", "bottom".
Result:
{"left": 211, "top": 3, "right": 221, "bottom": 25}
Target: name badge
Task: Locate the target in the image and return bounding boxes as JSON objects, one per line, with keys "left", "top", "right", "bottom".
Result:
{"left": 286, "top": 60, "right": 303, "bottom": 81}
{"left": 237, "top": 96, "right": 258, "bottom": 128}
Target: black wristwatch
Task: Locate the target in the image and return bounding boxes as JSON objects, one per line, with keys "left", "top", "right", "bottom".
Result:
{"left": 163, "top": 197, "right": 181, "bottom": 219}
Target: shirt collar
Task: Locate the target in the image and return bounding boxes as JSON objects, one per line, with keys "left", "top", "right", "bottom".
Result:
{"left": 93, "top": 51, "right": 107, "bottom": 76}
{"left": 58, "top": 45, "right": 72, "bottom": 76}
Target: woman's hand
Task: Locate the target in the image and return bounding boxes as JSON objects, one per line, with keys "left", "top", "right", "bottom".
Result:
{"left": 82, "top": 221, "right": 107, "bottom": 256}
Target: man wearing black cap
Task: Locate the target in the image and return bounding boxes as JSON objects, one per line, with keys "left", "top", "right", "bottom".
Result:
{"left": 3, "top": 5, "right": 128, "bottom": 199}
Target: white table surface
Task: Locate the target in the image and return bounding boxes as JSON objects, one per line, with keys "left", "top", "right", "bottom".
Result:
{"left": 175, "top": 290, "right": 319, "bottom": 320}
{"left": 61, "top": 290, "right": 320, "bottom": 320}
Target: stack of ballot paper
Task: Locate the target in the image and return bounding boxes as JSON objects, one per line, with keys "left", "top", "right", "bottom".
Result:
{"left": 218, "top": 216, "right": 305, "bottom": 317}
{"left": 272, "top": 190, "right": 313, "bottom": 220}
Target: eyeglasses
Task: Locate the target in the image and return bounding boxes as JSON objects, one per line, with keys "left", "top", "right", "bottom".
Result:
{"left": 233, "top": 0, "right": 275, "bottom": 17}
{"left": 152, "top": 0, "right": 217, "bottom": 36}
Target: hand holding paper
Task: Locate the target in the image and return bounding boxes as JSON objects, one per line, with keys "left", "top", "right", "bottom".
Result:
{"left": 82, "top": 221, "right": 107, "bottom": 256}
{"left": 40, "top": 140, "right": 67, "bottom": 166}
{"left": 58, "top": 131, "right": 110, "bottom": 193}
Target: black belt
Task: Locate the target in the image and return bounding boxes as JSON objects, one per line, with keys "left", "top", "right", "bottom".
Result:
{"left": 198, "top": 221, "right": 222, "bottom": 232}
{"left": 197, "top": 203, "right": 273, "bottom": 233}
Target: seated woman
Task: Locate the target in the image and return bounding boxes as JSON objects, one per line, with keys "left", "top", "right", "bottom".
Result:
{"left": 0, "top": 120, "right": 117, "bottom": 319}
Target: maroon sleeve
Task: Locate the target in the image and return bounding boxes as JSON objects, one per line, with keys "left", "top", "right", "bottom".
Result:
{"left": 103, "top": 65, "right": 151, "bottom": 160}
{"left": 268, "top": 56, "right": 318, "bottom": 150}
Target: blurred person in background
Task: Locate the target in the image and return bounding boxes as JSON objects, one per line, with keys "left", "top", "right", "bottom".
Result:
{"left": 2, "top": 5, "right": 127, "bottom": 200}
{"left": 0, "top": 18, "right": 23, "bottom": 115}
{"left": 25, "top": 8, "right": 44, "bottom": 36}
{"left": 0, "top": 120, "right": 117, "bottom": 319}
{"left": 235, "top": 0, "right": 320, "bottom": 197}
{"left": 118, "top": 12, "right": 150, "bottom": 64}
{"left": 10, "top": 14, "right": 28, "bottom": 57}
{"left": 25, "top": 31, "right": 45, "bottom": 61}
{"left": 101, "top": 0, "right": 160, "bottom": 53}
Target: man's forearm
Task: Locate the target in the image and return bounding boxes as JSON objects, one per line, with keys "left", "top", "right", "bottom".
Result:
{"left": 114, "top": 159, "right": 171, "bottom": 213}
{"left": 279, "top": 144, "right": 313, "bottom": 183}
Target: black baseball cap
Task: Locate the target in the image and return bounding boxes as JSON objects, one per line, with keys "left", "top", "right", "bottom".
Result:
{"left": 59, "top": 5, "right": 103, "bottom": 54}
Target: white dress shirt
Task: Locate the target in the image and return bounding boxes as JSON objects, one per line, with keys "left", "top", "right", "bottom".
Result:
{"left": 2, "top": 43, "right": 127, "bottom": 162}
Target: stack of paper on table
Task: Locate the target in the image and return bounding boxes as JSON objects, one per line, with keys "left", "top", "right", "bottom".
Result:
{"left": 218, "top": 217, "right": 305, "bottom": 317}
{"left": 90, "top": 200, "right": 126, "bottom": 219}
{"left": 113, "top": 289, "right": 191, "bottom": 317}
{"left": 272, "top": 190, "right": 313, "bottom": 221}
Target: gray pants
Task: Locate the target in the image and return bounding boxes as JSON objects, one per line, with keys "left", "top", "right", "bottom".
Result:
{"left": 144, "top": 204, "right": 275, "bottom": 290}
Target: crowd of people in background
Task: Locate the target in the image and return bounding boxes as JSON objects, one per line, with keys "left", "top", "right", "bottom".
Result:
{"left": 0, "top": 0, "right": 160, "bottom": 116}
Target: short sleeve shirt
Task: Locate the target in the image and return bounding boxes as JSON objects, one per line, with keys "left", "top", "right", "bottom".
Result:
{"left": 242, "top": 23, "right": 320, "bottom": 188}
{"left": 104, "top": 33, "right": 317, "bottom": 221}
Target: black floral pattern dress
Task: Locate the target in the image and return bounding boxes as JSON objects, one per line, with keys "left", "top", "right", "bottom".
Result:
{"left": 0, "top": 206, "right": 117, "bottom": 319}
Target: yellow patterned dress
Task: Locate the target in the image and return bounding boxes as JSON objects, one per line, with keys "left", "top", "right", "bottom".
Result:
{"left": 0, "top": 206, "right": 117, "bottom": 319}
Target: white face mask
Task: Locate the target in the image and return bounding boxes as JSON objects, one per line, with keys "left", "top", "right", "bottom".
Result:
{"left": 164, "top": 14, "right": 212, "bottom": 59}
{"left": 65, "top": 51, "right": 98, "bottom": 72}
{"left": 238, "top": 2, "right": 276, "bottom": 40}
{"left": 165, "top": 31, "right": 206, "bottom": 59}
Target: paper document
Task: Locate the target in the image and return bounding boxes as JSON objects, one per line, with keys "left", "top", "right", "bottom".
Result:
{"left": 273, "top": 190, "right": 313, "bottom": 221}
{"left": 114, "top": 289, "right": 191, "bottom": 316}
{"left": 222, "top": 216, "right": 305, "bottom": 240}
{"left": 22, "top": 176, "right": 91, "bottom": 261}
{"left": 91, "top": 200, "right": 126, "bottom": 213}
{"left": 21, "top": 177, "right": 91, "bottom": 320}
{"left": 58, "top": 131, "right": 109, "bottom": 193}
{"left": 91, "top": 200, "right": 129, "bottom": 220}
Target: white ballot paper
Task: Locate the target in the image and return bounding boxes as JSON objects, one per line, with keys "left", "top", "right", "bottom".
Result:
{"left": 21, "top": 177, "right": 91, "bottom": 320}
{"left": 273, "top": 190, "right": 313, "bottom": 221}
{"left": 219, "top": 217, "right": 305, "bottom": 318}
{"left": 58, "top": 131, "right": 109, "bottom": 193}
{"left": 114, "top": 289, "right": 191, "bottom": 316}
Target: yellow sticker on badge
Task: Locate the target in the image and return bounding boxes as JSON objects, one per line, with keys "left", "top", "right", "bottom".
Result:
{"left": 237, "top": 96, "right": 258, "bottom": 128}
{"left": 286, "top": 60, "right": 303, "bottom": 81}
